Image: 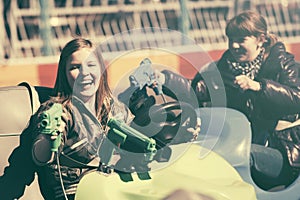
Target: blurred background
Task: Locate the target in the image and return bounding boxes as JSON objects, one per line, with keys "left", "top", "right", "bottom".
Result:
{"left": 1, "top": 0, "right": 300, "bottom": 88}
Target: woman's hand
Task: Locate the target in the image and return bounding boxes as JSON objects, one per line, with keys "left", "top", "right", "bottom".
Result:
{"left": 148, "top": 69, "right": 165, "bottom": 92}
{"left": 234, "top": 75, "right": 261, "bottom": 91}
{"left": 33, "top": 112, "right": 67, "bottom": 165}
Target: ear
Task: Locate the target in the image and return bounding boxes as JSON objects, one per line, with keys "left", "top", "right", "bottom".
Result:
{"left": 256, "top": 34, "right": 265, "bottom": 50}
{"left": 258, "top": 33, "right": 266, "bottom": 45}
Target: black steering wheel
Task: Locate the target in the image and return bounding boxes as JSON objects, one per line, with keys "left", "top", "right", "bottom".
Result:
{"left": 132, "top": 100, "right": 198, "bottom": 149}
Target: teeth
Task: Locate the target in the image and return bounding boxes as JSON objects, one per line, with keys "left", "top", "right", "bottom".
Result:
{"left": 81, "top": 80, "right": 92, "bottom": 84}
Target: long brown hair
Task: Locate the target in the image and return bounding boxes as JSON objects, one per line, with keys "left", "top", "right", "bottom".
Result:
{"left": 53, "top": 38, "right": 112, "bottom": 122}
{"left": 225, "top": 10, "right": 279, "bottom": 53}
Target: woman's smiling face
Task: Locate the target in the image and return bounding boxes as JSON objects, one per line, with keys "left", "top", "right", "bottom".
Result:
{"left": 66, "top": 48, "right": 101, "bottom": 102}
{"left": 228, "top": 35, "right": 261, "bottom": 62}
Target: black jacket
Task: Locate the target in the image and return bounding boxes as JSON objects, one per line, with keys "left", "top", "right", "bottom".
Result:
{"left": 162, "top": 42, "right": 300, "bottom": 144}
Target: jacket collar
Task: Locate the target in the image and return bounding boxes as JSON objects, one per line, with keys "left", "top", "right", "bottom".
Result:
{"left": 257, "top": 42, "right": 286, "bottom": 78}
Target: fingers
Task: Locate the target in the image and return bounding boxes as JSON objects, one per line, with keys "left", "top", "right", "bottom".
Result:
{"left": 235, "top": 75, "right": 248, "bottom": 90}
{"left": 235, "top": 75, "right": 261, "bottom": 91}
{"left": 129, "top": 75, "right": 139, "bottom": 87}
{"left": 235, "top": 75, "right": 256, "bottom": 91}
{"left": 150, "top": 81, "right": 159, "bottom": 89}
{"left": 50, "top": 133, "right": 59, "bottom": 140}
{"left": 154, "top": 69, "right": 165, "bottom": 85}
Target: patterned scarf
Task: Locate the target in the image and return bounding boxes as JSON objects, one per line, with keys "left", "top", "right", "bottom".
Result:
{"left": 227, "top": 48, "right": 265, "bottom": 80}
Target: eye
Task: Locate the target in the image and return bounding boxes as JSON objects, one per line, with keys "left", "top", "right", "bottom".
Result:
{"left": 237, "top": 38, "right": 246, "bottom": 43}
{"left": 87, "top": 62, "right": 97, "bottom": 67}
{"left": 229, "top": 37, "right": 246, "bottom": 43}
{"left": 69, "top": 64, "right": 81, "bottom": 71}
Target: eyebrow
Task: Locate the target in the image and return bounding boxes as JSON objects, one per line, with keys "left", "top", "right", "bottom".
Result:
{"left": 86, "top": 60, "right": 96, "bottom": 63}
{"left": 69, "top": 62, "right": 82, "bottom": 65}
{"left": 84, "top": 60, "right": 97, "bottom": 65}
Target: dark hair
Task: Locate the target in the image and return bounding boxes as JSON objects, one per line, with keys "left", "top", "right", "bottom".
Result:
{"left": 225, "top": 11, "right": 278, "bottom": 51}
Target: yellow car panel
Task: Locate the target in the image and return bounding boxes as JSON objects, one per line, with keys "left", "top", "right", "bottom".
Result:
{"left": 76, "top": 144, "right": 257, "bottom": 200}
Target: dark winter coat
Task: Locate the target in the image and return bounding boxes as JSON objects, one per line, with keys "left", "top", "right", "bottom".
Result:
{"left": 162, "top": 41, "right": 300, "bottom": 148}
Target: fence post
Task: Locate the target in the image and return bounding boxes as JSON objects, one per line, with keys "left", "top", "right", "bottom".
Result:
{"left": 179, "top": 0, "right": 190, "bottom": 45}
{"left": 40, "top": 0, "right": 53, "bottom": 56}
{"left": 0, "top": 1, "right": 5, "bottom": 61}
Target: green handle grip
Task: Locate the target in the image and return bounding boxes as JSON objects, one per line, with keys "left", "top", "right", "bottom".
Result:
{"left": 107, "top": 118, "right": 157, "bottom": 161}
{"left": 40, "top": 103, "right": 63, "bottom": 152}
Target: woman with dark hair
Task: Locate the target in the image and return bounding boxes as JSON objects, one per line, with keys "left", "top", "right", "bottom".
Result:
{"left": 0, "top": 37, "right": 200, "bottom": 200}
{"left": 0, "top": 38, "right": 133, "bottom": 200}
{"left": 133, "top": 11, "right": 300, "bottom": 189}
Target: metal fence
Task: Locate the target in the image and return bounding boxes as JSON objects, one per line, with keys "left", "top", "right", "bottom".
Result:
{"left": 252, "top": 0, "right": 300, "bottom": 42}
{"left": 1, "top": 0, "right": 300, "bottom": 64}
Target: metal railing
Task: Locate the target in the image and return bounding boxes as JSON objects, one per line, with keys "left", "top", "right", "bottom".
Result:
{"left": 1, "top": 0, "right": 234, "bottom": 63}
{"left": 1, "top": 0, "right": 300, "bottom": 64}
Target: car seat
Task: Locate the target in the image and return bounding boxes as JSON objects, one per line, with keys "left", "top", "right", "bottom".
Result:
{"left": 0, "top": 82, "right": 52, "bottom": 200}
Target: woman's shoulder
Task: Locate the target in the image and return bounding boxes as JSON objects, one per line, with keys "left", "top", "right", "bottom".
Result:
{"left": 110, "top": 97, "right": 129, "bottom": 113}
{"left": 216, "top": 50, "right": 232, "bottom": 67}
{"left": 269, "top": 41, "right": 286, "bottom": 53}
{"left": 110, "top": 97, "right": 134, "bottom": 123}
{"left": 34, "top": 97, "right": 70, "bottom": 116}
{"left": 267, "top": 42, "right": 296, "bottom": 63}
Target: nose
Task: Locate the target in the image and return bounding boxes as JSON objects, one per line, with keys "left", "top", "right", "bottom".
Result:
{"left": 80, "top": 63, "right": 89, "bottom": 76}
{"left": 231, "top": 41, "right": 240, "bottom": 49}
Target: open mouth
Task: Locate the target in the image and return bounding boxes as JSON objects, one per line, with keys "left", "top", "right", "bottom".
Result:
{"left": 77, "top": 79, "right": 94, "bottom": 88}
{"left": 231, "top": 50, "right": 245, "bottom": 60}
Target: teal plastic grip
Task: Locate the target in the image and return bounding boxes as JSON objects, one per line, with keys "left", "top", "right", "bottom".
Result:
{"left": 107, "top": 118, "right": 157, "bottom": 162}
{"left": 39, "top": 103, "right": 63, "bottom": 152}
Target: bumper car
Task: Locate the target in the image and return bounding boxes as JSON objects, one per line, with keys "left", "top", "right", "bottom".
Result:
{"left": 0, "top": 81, "right": 300, "bottom": 200}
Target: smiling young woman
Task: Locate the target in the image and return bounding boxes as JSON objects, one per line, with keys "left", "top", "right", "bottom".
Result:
{"left": 0, "top": 38, "right": 134, "bottom": 200}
